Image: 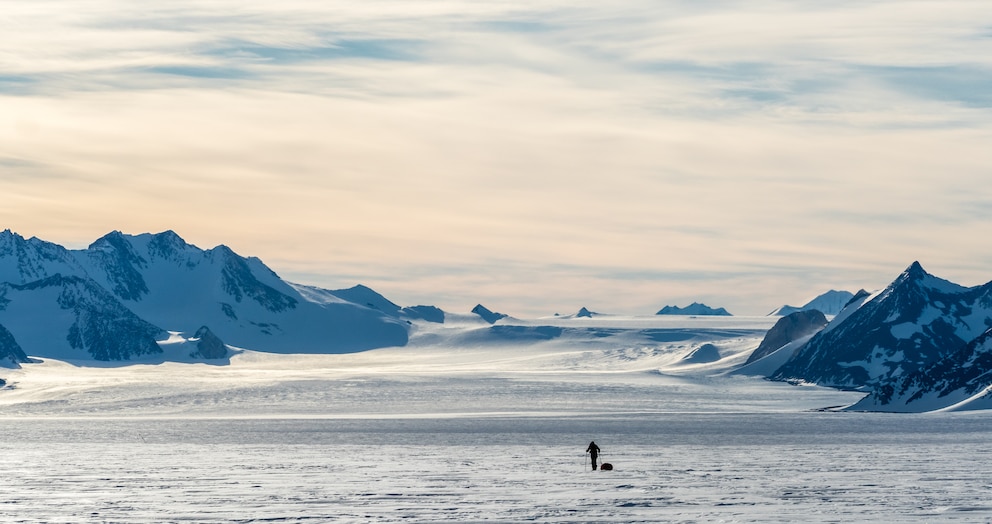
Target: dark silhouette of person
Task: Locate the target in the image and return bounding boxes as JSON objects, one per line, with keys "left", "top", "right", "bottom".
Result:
{"left": 586, "top": 441, "right": 600, "bottom": 470}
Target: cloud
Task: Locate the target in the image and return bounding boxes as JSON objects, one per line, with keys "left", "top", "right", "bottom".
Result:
{"left": 2, "top": 1, "right": 992, "bottom": 315}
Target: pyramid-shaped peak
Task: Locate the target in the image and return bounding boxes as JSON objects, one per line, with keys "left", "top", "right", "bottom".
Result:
{"left": 890, "top": 261, "right": 968, "bottom": 295}
{"left": 903, "top": 261, "right": 927, "bottom": 278}
{"left": 472, "top": 304, "right": 507, "bottom": 324}
{"left": 147, "top": 230, "right": 198, "bottom": 259}
{"left": 576, "top": 307, "right": 595, "bottom": 318}
{"left": 151, "top": 230, "right": 188, "bottom": 245}
{"left": 89, "top": 230, "right": 131, "bottom": 250}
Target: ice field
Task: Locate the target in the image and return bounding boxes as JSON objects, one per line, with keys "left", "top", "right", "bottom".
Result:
{"left": 2, "top": 316, "right": 992, "bottom": 522}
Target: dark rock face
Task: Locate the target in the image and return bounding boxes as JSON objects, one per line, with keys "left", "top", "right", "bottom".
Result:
{"left": 12, "top": 275, "right": 164, "bottom": 361}
{"left": 772, "top": 262, "right": 992, "bottom": 398}
{"left": 215, "top": 246, "right": 297, "bottom": 313}
{"left": 472, "top": 304, "right": 507, "bottom": 324}
{"left": 878, "top": 327, "right": 992, "bottom": 407}
{"left": 190, "top": 326, "right": 227, "bottom": 359}
{"left": 84, "top": 231, "right": 150, "bottom": 301}
{"left": 401, "top": 305, "right": 445, "bottom": 323}
{"left": 146, "top": 230, "right": 192, "bottom": 262}
{"left": 0, "top": 322, "right": 29, "bottom": 365}
{"left": 746, "top": 310, "right": 828, "bottom": 365}
{"left": 0, "top": 229, "right": 86, "bottom": 285}
{"left": 576, "top": 307, "right": 595, "bottom": 318}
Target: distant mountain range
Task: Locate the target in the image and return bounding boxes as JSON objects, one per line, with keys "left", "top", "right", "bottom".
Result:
{"left": 7, "top": 230, "right": 992, "bottom": 413}
{"left": 0, "top": 229, "right": 409, "bottom": 363}
{"left": 749, "top": 262, "right": 992, "bottom": 412}
{"left": 656, "top": 303, "right": 731, "bottom": 316}
{"left": 767, "top": 290, "right": 856, "bottom": 316}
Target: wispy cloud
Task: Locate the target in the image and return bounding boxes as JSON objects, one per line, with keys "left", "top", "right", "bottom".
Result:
{"left": 2, "top": 1, "right": 992, "bottom": 315}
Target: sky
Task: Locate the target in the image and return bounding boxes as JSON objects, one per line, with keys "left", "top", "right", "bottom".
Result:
{"left": 2, "top": 1, "right": 992, "bottom": 317}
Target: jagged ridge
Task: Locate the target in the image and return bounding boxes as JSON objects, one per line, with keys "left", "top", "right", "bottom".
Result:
{"left": 771, "top": 262, "right": 992, "bottom": 406}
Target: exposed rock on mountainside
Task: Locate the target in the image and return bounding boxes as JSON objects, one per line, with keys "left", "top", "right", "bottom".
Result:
{"left": 852, "top": 327, "right": 992, "bottom": 411}
{"left": 472, "top": 304, "right": 507, "bottom": 324}
{"left": 656, "top": 303, "right": 731, "bottom": 316}
{"left": 0, "top": 274, "right": 165, "bottom": 361}
{"left": 0, "top": 229, "right": 87, "bottom": 285}
{"left": 746, "top": 310, "right": 828, "bottom": 365}
{"left": 770, "top": 262, "right": 992, "bottom": 411}
{"left": 576, "top": 307, "right": 596, "bottom": 318}
{"left": 401, "top": 305, "right": 445, "bottom": 323}
{"left": 0, "top": 230, "right": 410, "bottom": 360}
{"left": 0, "top": 322, "right": 29, "bottom": 366}
{"left": 189, "top": 326, "right": 228, "bottom": 360}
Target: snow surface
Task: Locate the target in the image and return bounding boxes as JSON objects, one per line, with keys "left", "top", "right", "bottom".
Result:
{"left": 2, "top": 314, "right": 991, "bottom": 522}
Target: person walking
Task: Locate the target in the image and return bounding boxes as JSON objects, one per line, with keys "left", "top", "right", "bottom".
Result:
{"left": 586, "top": 441, "right": 601, "bottom": 470}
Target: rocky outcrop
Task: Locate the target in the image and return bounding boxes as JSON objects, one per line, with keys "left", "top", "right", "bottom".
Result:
{"left": 746, "top": 310, "right": 828, "bottom": 365}
{"left": 472, "top": 304, "right": 507, "bottom": 324}
{"left": 0, "top": 322, "right": 29, "bottom": 366}
{"left": 189, "top": 326, "right": 228, "bottom": 359}
{"left": 656, "top": 303, "right": 732, "bottom": 316}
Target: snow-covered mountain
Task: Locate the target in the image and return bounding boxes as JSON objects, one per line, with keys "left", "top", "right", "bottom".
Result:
{"left": 850, "top": 327, "right": 992, "bottom": 412}
{"left": 656, "top": 302, "right": 731, "bottom": 316}
{"left": 0, "top": 229, "right": 88, "bottom": 286}
{"left": 0, "top": 230, "right": 409, "bottom": 360}
{"left": 768, "top": 290, "right": 856, "bottom": 316}
{"left": 770, "top": 262, "right": 992, "bottom": 411}
{"left": 0, "top": 274, "right": 165, "bottom": 361}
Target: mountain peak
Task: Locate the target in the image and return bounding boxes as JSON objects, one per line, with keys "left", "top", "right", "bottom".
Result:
{"left": 329, "top": 285, "right": 400, "bottom": 314}
{"left": 901, "top": 261, "right": 927, "bottom": 281}
{"left": 576, "top": 307, "right": 596, "bottom": 318}
{"left": 472, "top": 304, "right": 507, "bottom": 324}
{"left": 147, "top": 230, "right": 195, "bottom": 260}
{"left": 890, "top": 261, "right": 967, "bottom": 295}
{"left": 90, "top": 230, "right": 127, "bottom": 248}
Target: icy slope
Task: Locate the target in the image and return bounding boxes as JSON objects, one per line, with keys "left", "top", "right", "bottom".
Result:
{"left": 745, "top": 310, "right": 827, "bottom": 365}
{"left": 0, "top": 314, "right": 827, "bottom": 418}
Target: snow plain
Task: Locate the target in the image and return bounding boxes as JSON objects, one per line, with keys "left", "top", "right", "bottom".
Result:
{"left": 2, "top": 315, "right": 991, "bottom": 523}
